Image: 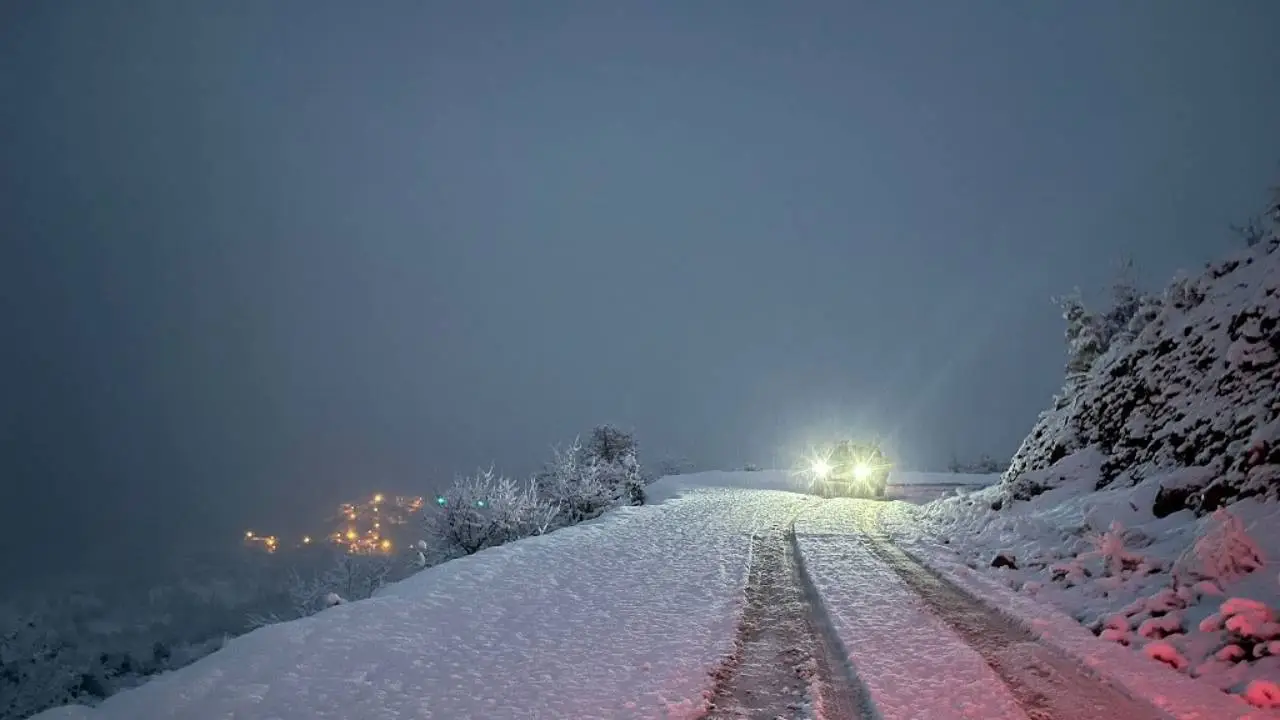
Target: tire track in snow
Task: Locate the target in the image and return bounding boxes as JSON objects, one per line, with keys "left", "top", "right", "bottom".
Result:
{"left": 703, "top": 512, "right": 870, "bottom": 719}
{"left": 859, "top": 519, "right": 1171, "bottom": 720}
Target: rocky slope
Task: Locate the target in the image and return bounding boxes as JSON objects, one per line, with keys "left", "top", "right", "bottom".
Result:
{"left": 1003, "top": 235, "right": 1280, "bottom": 516}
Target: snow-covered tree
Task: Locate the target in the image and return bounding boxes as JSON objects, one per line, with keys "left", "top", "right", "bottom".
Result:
{"left": 535, "top": 437, "right": 613, "bottom": 525}
{"left": 422, "top": 466, "right": 562, "bottom": 560}
{"left": 1053, "top": 259, "right": 1158, "bottom": 383}
{"left": 584, "top": 424, "right": 637, "bottom": 465}
{"left": 1054, "top": 289, "right": 1106, "bottom": 380}
{"left": 585, "top": 449, "right": 646, "bottom": 507}
{"left": 415, "top": 426, "right": 647, "bottom": 565}
{"left": 581, "top": 425, "right": 646, "bottom": 507}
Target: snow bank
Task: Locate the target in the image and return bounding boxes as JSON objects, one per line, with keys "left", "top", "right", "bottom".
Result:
{"left": 893, "top": 450, "right": 1280, "bottom": 714}
{"left": 879, "top": 496, "right": 1276, "bottom": 719}
{"left": 948, "top": 228, "right": 1280, "bottom": 709}
{"left": 32, "top": 484, "right": 815, "bottom": 720}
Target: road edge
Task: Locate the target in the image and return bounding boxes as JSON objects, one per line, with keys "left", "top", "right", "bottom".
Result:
{"left": 890, "top": 535, "right": 1278, "bottom": 720}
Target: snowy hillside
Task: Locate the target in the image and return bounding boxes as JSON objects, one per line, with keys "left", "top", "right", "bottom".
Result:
{"left": 903, "top": 213, "right": 1280, "bottom": 708}
{"left": 32, "top": 478, "right": 783, "bottom": 720}
{"left": 1005, "top": 235, "right": 1280, "bottom": 511}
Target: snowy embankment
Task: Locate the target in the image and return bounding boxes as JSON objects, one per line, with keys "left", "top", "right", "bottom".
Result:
{"left": 34, "top": 474, "right": 811, "bottom": 720}
{"left": 890, "top": 232, "right": 1280, "bottom": 710}
{"left": 878, "top": 491, "right": 1276, "bottom": 719}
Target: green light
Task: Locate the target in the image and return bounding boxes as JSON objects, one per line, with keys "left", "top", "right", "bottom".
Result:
{"left": 436, "top": 496, "right": 447, "bottom": 506}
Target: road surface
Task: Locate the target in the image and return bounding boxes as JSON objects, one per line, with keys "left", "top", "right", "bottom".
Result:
{"left": 704, "top": 492, "right": 1173, "bottom": 720}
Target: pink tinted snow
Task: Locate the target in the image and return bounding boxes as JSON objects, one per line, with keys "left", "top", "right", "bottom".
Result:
{"left": 32, "top": 484, "right": 819, "bottom": 720}
{"left": 794, "top": 508, "right": 1028, "bottom": 720}
{"left": 884, "top": 511, "right": 1278, "bottom": 720}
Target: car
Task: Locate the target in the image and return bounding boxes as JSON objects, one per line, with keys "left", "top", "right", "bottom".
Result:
{"left": 806, "top": 440, "right": 891, "bottom": 498}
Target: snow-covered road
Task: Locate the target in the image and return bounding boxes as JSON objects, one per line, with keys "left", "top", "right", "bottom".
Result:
{"left": 702, "top": 507, "right": 868, "bottom": 719}
{"left": 797, "top": 500, "right": 1177, "bottom": 720}
{"left": 33, "top": 470, "right": 1271, "bottom": 720}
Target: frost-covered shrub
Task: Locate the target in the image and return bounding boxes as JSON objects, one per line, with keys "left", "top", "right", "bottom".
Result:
{"left": 1173, "top": 509, "right": 1265, "bottom": 586}
{"left": 535, "top": 426, "right": 646, "bottom": 523}
{"left": 422, "top": 467, "right": 559, "bottom": 561}
{"left": 418, "top": 426, "right": 649, "bottom": 565}
{"left": 1080, "top": 521, "right": 1145, "bottom": 578}
{"left": 535, "top": 437, "right": 615, "bottom": 525}
{"left": 581, "top": 424, "right": 646, "bottom": 507}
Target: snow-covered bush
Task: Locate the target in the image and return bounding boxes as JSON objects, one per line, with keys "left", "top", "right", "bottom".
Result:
{"left": 535, "top": 426, "right": 647, "bottom": 523}
{"left": 581, "top": 424, "right": 647, "bottom": 507}
{"left": 1173, "top": 509, "right": 1265, "bottom": 587}
{"left": 417, "top": 425, "right": 649, "bottom": 566}
{"left": 420, "top": 467, "right": 557, "bottom": 562}
{"left": 1053, "top": 289, "right": 1108, "bottom": 383}
{"left": 535, "top": 437, "right": 615, "bottom": 525}
{"left": 1050, "top": 259, "right": 1155, "bottom": 392}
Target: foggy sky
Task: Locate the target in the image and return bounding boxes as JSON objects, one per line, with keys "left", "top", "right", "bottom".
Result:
{"left": 3, "top": 1, "right": 1279, "bottom": 582}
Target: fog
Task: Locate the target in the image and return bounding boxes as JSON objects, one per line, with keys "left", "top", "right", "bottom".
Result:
{"left": 3, "top": 0, "right": 1279, "bottom": 584}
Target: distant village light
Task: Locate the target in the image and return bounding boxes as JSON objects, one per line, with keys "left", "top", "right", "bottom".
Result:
{"left": 243, "top": 492, "right": 427, "bottom": 556}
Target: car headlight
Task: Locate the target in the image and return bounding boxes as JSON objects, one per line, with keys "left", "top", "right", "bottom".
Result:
{"left": 811, "top": 459, "right": 832, "bottom": 478}
{"left": 853, "top": 462, "right": 872, "bottom": 479}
